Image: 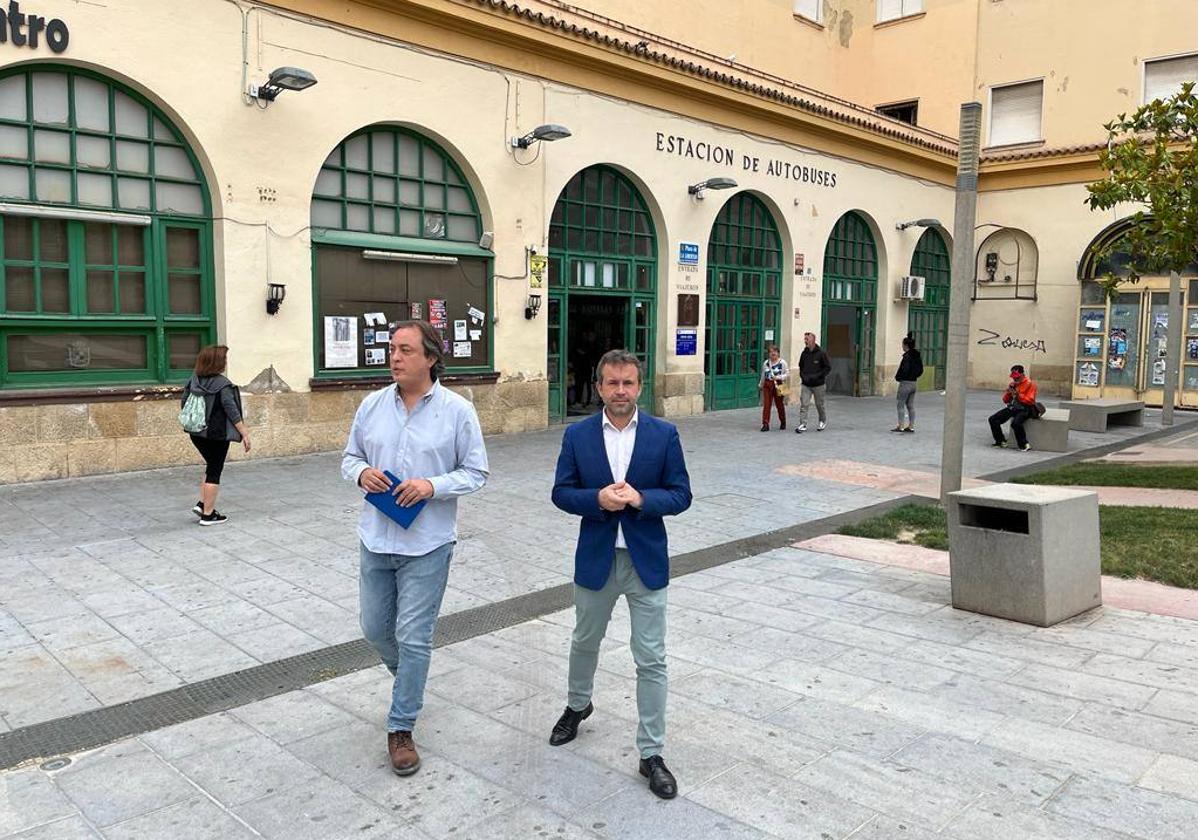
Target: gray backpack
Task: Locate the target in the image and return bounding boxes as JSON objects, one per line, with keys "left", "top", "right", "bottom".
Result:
{"left": 179, "top": 391, "right": 207, "bottom": 434}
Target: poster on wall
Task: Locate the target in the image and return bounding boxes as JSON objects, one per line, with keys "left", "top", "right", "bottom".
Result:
{"left": 1190, "top": 310, "right": 1198, "bottom": 332}
{"left": 1189, "top": 338, "right": 1198, "bottom": 360}
{"left": 324, "top": 316, "right": 358, "bottom": 368}
{"left": 1152, "top": 359, "right": 1167, "bottom": 386}
{"left": 1077, "top": 362, "right": 1100, "bottom": 387}
{"left": 1081, "top": 310, "right": 1104, "bottom": 331}
{"left": 410, "top": 302, "right": 424, "bottom": 320}
{"left": 454, "top": 320, "right": 468, "bottom": 341}
{"left": 529, "top": 254, "right": 548, "bottom": 288}
{"left": 1108, "top": 327, "right": 1127, "bottom": 356}
{"left": 453, "top": 341, "right": 472, "bottom": 358}
{"left": 428, "top": 299, "right": 447, "bottom": 329}
{"left": 365, "top": 348, "right": 387, "bottom": 366}
{"left": 1083, "top": 337, "right": 1101, "bottom": 356}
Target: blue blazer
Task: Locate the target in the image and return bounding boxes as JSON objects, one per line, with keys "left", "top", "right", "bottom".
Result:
{"left": 551, "top": 411, "right": 692, "bottom": 591}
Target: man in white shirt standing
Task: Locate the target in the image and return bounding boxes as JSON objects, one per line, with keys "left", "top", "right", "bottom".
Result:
{"left": 342, "top": 320, "right": 489, "bottom": 777}
{"left": 549, "top": 349, "right": 692, "bottom": 799}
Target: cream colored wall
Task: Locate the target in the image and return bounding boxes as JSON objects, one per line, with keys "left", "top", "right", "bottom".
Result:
{"left": 976, "top": 0, "right": 1198, "bottom": 149}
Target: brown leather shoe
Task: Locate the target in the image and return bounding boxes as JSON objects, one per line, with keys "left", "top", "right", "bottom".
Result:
{"left": 387, "top": 730, "right": 420, "bottom": 776}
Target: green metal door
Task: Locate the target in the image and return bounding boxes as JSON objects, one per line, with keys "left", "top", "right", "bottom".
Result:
{"left": 704, "top": 193, "right": 783, "bottom": 410}
{"left": 547, "top": 166, "right": 657, "bottom": 422}
{"left": 821, "top": 211, "right": 879, "bottom": 396}
{"left": 907, "top": 228, "right": 950, "bottom": 390}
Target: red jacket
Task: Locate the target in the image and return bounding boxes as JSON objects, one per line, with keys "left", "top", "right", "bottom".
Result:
{"left": 1003, "top": 377, "right": 1037, "bottom": 407}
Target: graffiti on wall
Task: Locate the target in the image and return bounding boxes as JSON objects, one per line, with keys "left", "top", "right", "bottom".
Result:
{"left": 976, "top": 328, "right": 1047, "bottom": 355}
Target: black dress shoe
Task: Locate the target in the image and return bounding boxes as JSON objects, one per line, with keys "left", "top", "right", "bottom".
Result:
{"left": 549, "top": 702, "right": 592, "bottom": 746}
{"left": 639, "top": 755, "right": 677, "bottom": 799}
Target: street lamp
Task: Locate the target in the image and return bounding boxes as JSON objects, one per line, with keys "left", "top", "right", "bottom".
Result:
{"left": 687, "top": 177, "right": 738, "bottom": 199}
{"left": 251, "top": 67, "right": 318, "bottom": 102}
{"left": 896, "top": 218, "right": 942, "bottom": 231}
{"left": 510, "top": 124, "right": 573, "bottom": 149}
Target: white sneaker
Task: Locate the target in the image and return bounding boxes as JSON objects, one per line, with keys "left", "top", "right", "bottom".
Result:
{"left": 817, "top": 421, "right": 827, "bottom": 431}
{"left": 795, "top": 423, "right": 807, "bottom": 433}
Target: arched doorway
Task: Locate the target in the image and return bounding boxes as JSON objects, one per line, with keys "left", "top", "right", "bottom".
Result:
{"left": 1075, "top": 220, "right": 1198, "bottom": 408}
{"left": 704, "top": 192, "right": 783, "bottom": 410}
{"left": 0, "top": 66, "right": 214, "bottom": 388}
{"left": 547, "top": 165, "right": 657, "bottom": 421}
{"left": 821, "top": 211, "right": 878, "bottom": 396}
{"left": 309, "top": 125, "right": 492, "bottom": 379}
{"left": 907, "top": 228, "right": 950, "bottom": 390}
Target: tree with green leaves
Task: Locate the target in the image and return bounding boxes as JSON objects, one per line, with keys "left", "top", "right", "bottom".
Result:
{"left": 1086, "top": 81, "right": 1198, "bottom": 422}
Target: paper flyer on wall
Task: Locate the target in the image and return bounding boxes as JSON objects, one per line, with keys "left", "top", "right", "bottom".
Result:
{"left": 428, "top": 299, "right": 447, "bottom": 329}
{"left": 453, "top": 341, "right": 472, "bottom": 358}
{"left": 454, "top": 320, "right": 468, "bottom": 341}
{"left": 324, "top": 316, "right": 358, "bottom": 368}
{"left": 1077, "top": 362, "right": 1099, "bottom": 387}
{"left": 365, "top": 348, "right": 387, "bottom": 366}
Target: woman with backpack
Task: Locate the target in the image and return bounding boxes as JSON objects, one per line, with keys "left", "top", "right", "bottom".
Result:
{"left": 893, "top": 334, "right": 924, "bottom": 433}
{"left": 180, "top": 345, "right": 250, "bottom": 525}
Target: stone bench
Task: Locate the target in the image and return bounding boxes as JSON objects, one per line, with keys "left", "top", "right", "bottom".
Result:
{"left": 1057, "top": 398, "right": 1144, "bottom": 433}
{"left": 1005, "top": 407, "right": 1070, "bottom": 452}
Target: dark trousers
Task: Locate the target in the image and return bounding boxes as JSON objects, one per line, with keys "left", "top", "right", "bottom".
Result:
{"left": 989, "top": 406, "right": 1030, "bottom": 447}
{"left": 190, "top": 435, "right": 230, "bottom": 484}
{"left": 761, "top": 380, "right": 786, "bottom": 427}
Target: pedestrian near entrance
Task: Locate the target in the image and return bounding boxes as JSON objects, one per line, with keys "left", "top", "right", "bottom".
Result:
{"left": 759, "top": 344, "right": 789, "bottom": 431}
{"left": 549, "top": 348, "right": 692, "bottom": 800}
{"left": 181, "top": 345, "right": 250, "bottom": 526}
{"left": 988, "top": 364, "right": 1038, "bottom": 451}
{"left": 795, "top": 331, "right": 831, "bottom": 433}
{"left": 893, "top": 334, "right": 924, "bottom": 433}
{"left": 342, "top": 320, "right": 489, "bottom": 777}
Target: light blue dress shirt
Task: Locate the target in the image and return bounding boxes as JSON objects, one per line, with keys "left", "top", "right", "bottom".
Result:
{"left": 342, "top": 380, "right": 489, "bottom": 556}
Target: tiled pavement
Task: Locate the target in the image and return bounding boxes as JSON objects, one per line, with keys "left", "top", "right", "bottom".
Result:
{"left": 3, "top": 391, "right": 1198, "bottom": 838}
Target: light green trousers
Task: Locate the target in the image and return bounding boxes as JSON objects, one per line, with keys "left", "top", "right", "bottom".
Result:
{"left": 568, "top": 549, "right": 668, "bottom": 759}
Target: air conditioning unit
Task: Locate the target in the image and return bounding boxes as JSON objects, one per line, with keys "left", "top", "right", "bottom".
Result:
{"left": 899, "top": 275, "right": 926, "bottom": 301}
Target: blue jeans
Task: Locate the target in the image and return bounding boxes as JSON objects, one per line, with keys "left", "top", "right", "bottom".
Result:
{"left": 359, "top": 541, "right": 453, "bottom": 732}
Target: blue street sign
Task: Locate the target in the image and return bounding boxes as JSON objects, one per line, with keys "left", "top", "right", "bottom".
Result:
{"left": 678, "top": 242, "right": 700, "bottom": 265}
{"left": 675, "top": 328, "right": 697, "bottom": 356}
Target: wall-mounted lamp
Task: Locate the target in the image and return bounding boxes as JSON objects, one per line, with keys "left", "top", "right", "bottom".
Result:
{"left": 266, "top": 282, "right": 286, "bottom": 315}
{"left": 250, "top": 66, "right": 318, "bottom": 102}
{"left": 362, "top": 249, "right": 458, "bottom": 264}
{"left": 896, "top": 217, "right": 942, "bottom": 231}
{"left": 525, "top": 293, "right": 543, "bottom": 320}
{"left": 510, "top": 124, "right": 573, "bottom": 149}
{"left": 687, "top": 177, "right": 737, "bottom": 199}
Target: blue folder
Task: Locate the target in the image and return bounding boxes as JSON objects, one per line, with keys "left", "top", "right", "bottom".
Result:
{"left": 364, "top": 470, "right": 427, "bottom": 529}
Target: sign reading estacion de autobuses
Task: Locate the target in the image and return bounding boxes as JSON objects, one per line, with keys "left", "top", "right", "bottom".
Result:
{"left": 0, "top": 2, "right": 69, "bottom": 54}
{"left": 655, "top": 132, "right": 838, "bottom": 188}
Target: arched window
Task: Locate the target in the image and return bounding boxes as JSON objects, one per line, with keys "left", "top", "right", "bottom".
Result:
{"left": 310, "top": 126, "right": 491, "bottom": 376}
{"left": 974, "top": 227, "right": 1038, "bottom": 300}
{"left": 908, "top": 228, "right": 950, "bottom": 389}
{"left": 0, "top": 67, "right": 213, "bottom": 388}
{"left": 822, "top": 211, "right": 880, "bottom": 396}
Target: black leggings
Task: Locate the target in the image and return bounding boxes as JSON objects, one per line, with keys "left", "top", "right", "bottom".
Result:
{"left": 190, "top": 435, "right": 230, "bottom": 484}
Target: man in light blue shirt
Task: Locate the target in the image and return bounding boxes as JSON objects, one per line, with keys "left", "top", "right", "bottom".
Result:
{"left": 342, "top": 320, "right": 488, "bottom": 777}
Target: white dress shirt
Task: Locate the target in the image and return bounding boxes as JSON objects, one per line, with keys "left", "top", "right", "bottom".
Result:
{"left": 602, "top": 407, "right": 639, "bottom": 548}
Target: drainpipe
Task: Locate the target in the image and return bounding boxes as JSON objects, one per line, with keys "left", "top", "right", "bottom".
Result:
{"left": 941, "top": 102, "right": 983, "bottom": 500}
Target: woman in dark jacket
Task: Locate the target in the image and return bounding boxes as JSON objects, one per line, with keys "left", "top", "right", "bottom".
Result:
{"left": 893, "top": 334, "right": 924, "bottom": 433}
{"left": 182, "top": 345, "right": 250, "bottom": 525}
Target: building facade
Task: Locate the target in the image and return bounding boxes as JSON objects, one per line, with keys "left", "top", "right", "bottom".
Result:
{"left": 0, "top": 0, "right": 1194, "bottom": 484}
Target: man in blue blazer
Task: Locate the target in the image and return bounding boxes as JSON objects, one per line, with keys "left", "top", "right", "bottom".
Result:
{"left": 549, "top": 348, "right": 692, "bottom": 799}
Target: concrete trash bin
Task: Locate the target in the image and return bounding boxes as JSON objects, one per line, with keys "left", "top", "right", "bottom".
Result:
{"left": 946, "top": 483, "right": 1101, "bottom": 627}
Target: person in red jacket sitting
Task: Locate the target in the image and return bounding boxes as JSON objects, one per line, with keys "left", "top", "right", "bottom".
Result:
{"left": 988, "top": 364, "right": 1038, "bottom": 451}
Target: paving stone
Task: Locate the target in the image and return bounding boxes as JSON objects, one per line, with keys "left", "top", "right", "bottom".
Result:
{"left": 53, "top": 746, "right": 194, "bottom": 828}
{"left": 1138, "top": 754, "right": 1198, "bottom": 802}
{"left": 232, "top": 780, "right": 415, "bottom": 839}
{"left": 841, "top": 588, "right": 943, "bottom": 616}
{"left": 686, "top": 762, "right": 876, "bottom": 839}
{"left": 674, "top": 668, "right": 804, "bottom": 718}
{"left": 577, "top": 784, "right": 767, "bottom": 839}
{"left": 101, "top": 796, "right": 259, "bottom": 840}
{"left": 949, "top": 795, "right": 1140, "bottom": 840}
{"left": 139, "top": 712, "right": 259, "bottom": 760}
{"left": 889, "top": 733, "right": 1072, "bottom": 807}
{"left": 427, "top": 663, "right": 543, "bottom": 714}
{"left": 179, "top": 734, "right": 324, "bottom": 805}
{"left": 0, "top": 767, "right": 77, "bottom": 836}
{"left": 728, "top": 626, "right": 848, "bottom": 663}
{"left": 1145, "top": 641, "right": 1198, "bottom": 670}
{"left": 1082, "top": 654, "right": 1198, "bottom": 694}
{"left": 188, "top": 599, "right": 282, "bottom": 637}
{"left": 664, "top": 607, "right": 761, "bottom": 642}
{"left": 142, "top": 630, "right": 259, "bottom": 682}
{"left": 104, "top": 608, "right": 204, "bottom": 646}
{"left": 1066, "top": 703, "right": 1198, "bottom": 760}
{"left": 822, "top": 647, "right": 957, "bottom": 692}
{"left": 846, "top": 814, "right": 958, "bottom": 840}
{"left": 895, "top": 638, "right": 1026, "bottom": 681}
{"left": 229, "top": 689, "right": 360, "bottom": 745}
{"left": 1047, "top": 774, "right": 1198, "bottom": 840}
{"left": 794, "top": 749, "right": 979, "bottom": 831}
{"left": 1031, "top": 625, "right": 1156, "bottom": 659}
{"left": 597, "top": 646, "right": 707, "bottom": 684}
{"left": 456, "top": 804, "right": 600, "bottom": 839}
{"left": 764, "top": 695, "right": 925, "bottom": 758}
{"left": 1005, "top": 663, "right": 1157, "bottom": 710}
{"left": 981, "top": 717, "right": 1158, "bottom": 784}
{"left": 224, "top": 621, "right": 327, "bottom": 661}
{"left": 666, "top": 635, "right": 783, "bottom": 676}
{"left": 721, "top": 603, "right": 824, "bottom": 634}
{"left": 354, "top": 753, "right": 521, "bottom": 839}
{"left": 853, "top": 686, "right": 1007, "bottom": 742}
{"left": 865, "top": 611, "right": 984, "bottom": 646}
{"left": 1142, "top": 689, "right": 1198, "bottom": 726}
{"left": 934, "top": 673, "right": 1084, "bottom": 726}
{"left": 23, "top": 613, "right": 121, "bottom": 652}
{"left": 5, "top": 815, "right": 100, "bottom": 840}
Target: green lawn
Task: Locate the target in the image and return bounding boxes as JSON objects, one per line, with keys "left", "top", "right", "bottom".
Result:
{"left": 1011, "top": 462, "right": 1198, "bottom": 490}
{"left": 838, "top": 502, "right": 1198, "bottom": 590}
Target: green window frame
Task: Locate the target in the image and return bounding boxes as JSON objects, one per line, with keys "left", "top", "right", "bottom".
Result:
{"left": 310, "top": 127, "right": 492, "bottom": 378}
{"left": 823, "top": 211, "right": 878, "bottom": 306}
{"left": 908, "top": 227, "right": 950, "bottom": 390}
{"left": 0, "top": 66, "right": 214, "bottom": 389}
{"left": 311, "top": 126, "right": 481, "bottom": 243}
